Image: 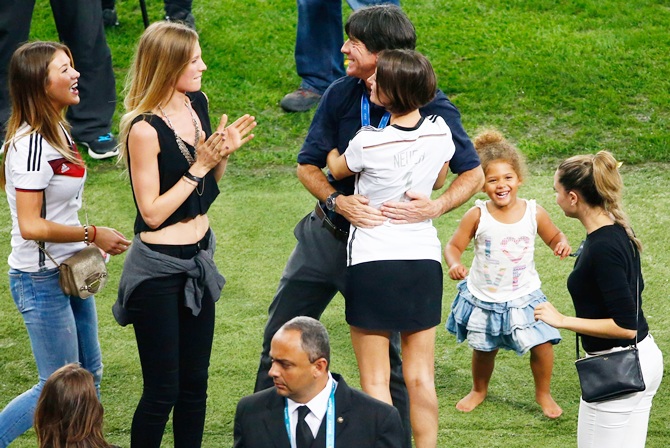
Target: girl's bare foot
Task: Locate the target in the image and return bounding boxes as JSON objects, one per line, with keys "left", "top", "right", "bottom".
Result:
{"left": 537, "top": 393, "right": 562, "bottom": 418}
{"left": 456, "top": 390, "right": 487, "bottom": 412}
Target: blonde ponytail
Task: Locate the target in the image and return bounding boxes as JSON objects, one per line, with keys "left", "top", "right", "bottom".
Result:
{"left": 591, "top": 151, "right": 641, "bottom": 251}
{"left": 557, "top": 151, "right": 641, "bottom": 251}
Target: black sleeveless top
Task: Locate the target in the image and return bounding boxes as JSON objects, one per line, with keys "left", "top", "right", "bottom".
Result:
{"left": 129, "top": 91, "right": 219, "bottom": 234}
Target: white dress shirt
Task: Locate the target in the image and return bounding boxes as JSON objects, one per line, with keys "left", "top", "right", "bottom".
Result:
{"left": 286, "top": 373, "right": 337, "bottom": 448}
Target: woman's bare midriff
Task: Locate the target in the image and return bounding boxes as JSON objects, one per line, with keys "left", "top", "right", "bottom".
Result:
{"left": 139, "top": 214, "right": 210, "bottom": 245}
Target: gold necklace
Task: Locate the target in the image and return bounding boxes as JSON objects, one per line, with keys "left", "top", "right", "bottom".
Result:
{"left": 158, "top": 99, "right": 205, "bottom": 196}
{"left": 158, "top": 98, "right": 201, "bottom": 166}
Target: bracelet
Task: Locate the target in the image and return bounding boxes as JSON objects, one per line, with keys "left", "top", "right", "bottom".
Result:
{"left": 182, "top": 176, "right": 198, "bottom": 187}
{"left": 91, "top": 225, "right": 97, "bottom": 243}
{"left": 83, "top": 225, "right": 89, "bottom": 244}
{"left": 183, "top": 171, "right": 203, "bottom": 184}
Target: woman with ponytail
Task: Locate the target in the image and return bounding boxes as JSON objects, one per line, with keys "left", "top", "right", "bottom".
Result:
{"left": 535, "top": 151, "right": 663, "bottom": 447}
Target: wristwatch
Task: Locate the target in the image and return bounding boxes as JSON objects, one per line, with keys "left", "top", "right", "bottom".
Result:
{"left": 326, "top": 192, "right": 342, "bottom": 212}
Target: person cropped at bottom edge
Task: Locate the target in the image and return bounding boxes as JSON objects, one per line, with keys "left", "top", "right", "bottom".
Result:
{"left": 535, "top": 151, "right": 663, "bottom": 448}
{"left": 35, "top": 364, "right": 120, "bottom": 448}
{"left": 235, "top": 316, "right": 405, "bottom": 448}
{"left": 0, "top": 41, "right": 130, "bottom": 448}
{"left": 327, "top": 49, "right": 454, "bottom": 447}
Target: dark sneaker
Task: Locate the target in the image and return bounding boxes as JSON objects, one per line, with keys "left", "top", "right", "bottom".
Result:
{"left": 102, "top": 8, "right": 119, "bottom": 27}
{"left": 165, "top": 11, "right": 196, "bottom": 29}
{"left": 79, "top": 133, "right": 119, "bottom": 160}
{"left": 280, "top": 88, "right": 322, "bottom": 112}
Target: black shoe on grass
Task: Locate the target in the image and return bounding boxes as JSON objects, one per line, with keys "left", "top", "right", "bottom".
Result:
{"left": 79, "top": 133, "right": 119, "bottom": 160}
{"left": 103, "top": 8, "right": 119, "bottom": 27}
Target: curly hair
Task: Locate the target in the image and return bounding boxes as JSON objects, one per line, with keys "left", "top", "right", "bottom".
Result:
{"left": 473, "top": 129, "right": 527, "bottom": 181}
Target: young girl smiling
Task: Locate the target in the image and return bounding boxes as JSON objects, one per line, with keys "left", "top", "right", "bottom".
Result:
{"left": 444, "top": 130, "right": 570, "bottom": 418}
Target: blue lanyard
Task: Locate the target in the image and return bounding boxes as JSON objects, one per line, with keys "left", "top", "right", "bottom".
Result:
{"left": 284, "top": 381, "right": 337, "bottom": 448}
{"left": 361, "top": 95, "right": 390, "bottom": 129}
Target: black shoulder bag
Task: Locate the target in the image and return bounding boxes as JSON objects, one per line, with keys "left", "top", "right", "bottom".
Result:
{"left": 574, "top": 246, "right": 646, "bottom": 403}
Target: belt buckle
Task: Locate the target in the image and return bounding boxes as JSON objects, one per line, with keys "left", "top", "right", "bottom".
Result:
{"left": 319, "top": 208, "right": 337, "bottom": 233}
{"left": 315, "top": 202, "right": 347, "bottom": 242}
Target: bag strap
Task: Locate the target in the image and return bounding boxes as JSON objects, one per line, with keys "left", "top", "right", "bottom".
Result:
{"left": 64, "top": 123, "right": 88, "bottom": 226}
{"left": 35, "top": 242, "right": 61, "bottom": 268}
{"left": 575, "top": 240, "right": 640, "bottom": 360}
{"left": 33, "top": 133, "right": 88, "bottom": 270}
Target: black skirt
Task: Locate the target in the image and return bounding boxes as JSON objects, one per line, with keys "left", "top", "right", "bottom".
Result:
{"left": 345, "top": 259, "right": 443, "bottom": 332}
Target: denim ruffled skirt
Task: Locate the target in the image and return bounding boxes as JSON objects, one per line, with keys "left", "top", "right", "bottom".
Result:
{"left": 446, "top": 280, "right": 561, "bottom": 355}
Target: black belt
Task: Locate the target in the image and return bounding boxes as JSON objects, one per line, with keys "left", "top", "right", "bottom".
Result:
{"left": 314, "top": 202, "right": 349, "bottom": 243}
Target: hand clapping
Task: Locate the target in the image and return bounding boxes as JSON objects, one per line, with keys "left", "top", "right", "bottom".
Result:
{"left": 193, "top": 114, "right": 256, "bottom": 173}
{"left": 221, "top": 113, "right": 257, "bottom": 156}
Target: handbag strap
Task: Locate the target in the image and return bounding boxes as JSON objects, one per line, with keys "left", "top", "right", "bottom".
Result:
{"left": 32, "top": 143, "right": 88, "bottom": 270}
{"left": 575, "top": 240, "right": 640, "bottom": 360}
{"left": 35, "top": 242, "right": 61, "bottom": 268}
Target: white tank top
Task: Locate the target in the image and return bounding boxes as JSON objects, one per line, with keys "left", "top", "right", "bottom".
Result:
{"left": 466, "top": 199, "right": 542, "bottom": 303}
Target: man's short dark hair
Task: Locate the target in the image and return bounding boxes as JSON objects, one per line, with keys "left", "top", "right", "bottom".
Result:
{"left": 344, "top": 5, "right": 416, "bottom": 53}
{"left": 375, "top": 49, "right": 437, "bottom": 115}
{"left": 281, "top": 317, "right": 331, "bottom": 365}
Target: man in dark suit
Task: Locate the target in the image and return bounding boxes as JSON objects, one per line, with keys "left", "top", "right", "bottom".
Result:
{"left": 234, "top": 316, "right": 405, "bottom": 448}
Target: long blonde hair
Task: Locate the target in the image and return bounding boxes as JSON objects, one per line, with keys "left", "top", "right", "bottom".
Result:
{"left": 557, "top": 151, "right": 641, "bottom": 251}
{"left": 1, "top": 41, "right": 81, "bottom": 188}
{"left": 118, "top": 21, "right": 199, "bottom": 165}
{"left": 34, "top": 364, "right": 112, "bottom": 448}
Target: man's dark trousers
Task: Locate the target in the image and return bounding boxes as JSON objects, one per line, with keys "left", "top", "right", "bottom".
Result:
{"left": 0, "top": 0, "right": 115, "bottom": 142}
{"left": 254, "top": 209, "right": 412, "bottom": 448}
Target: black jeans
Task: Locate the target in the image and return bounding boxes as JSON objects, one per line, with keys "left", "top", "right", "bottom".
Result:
{"left": 100, "top": 0, "right": 192, "bottom": 15}
{"left": 126, "top": 241, "right": 215, "bottom": 448}
{"left": 164, "top": 0, "right": 193, "bottom": 16}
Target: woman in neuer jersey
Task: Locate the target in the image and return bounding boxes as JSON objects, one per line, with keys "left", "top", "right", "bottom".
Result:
{"left": 328, "top": 49, "right": 452, "bottom": 448}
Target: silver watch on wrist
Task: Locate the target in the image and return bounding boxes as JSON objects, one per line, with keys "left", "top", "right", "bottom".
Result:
{"left": 326, "top": 191, "right": 342, "bottom": 212}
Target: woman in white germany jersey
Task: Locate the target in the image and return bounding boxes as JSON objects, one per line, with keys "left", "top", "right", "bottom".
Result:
{"left": 0, "top": 41, "right": 130, "bottom": 446}
{"left": 327, "top": 49, "right": 453, "bottom": 448}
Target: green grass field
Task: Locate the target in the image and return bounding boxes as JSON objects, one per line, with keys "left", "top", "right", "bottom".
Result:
{"left": 1, "top": 0, "right": 668, "bottom": 446}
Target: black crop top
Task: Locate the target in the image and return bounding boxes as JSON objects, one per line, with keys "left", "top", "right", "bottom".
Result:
{"left": 128, "top": 91, "right": 219, "bottom": 234}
